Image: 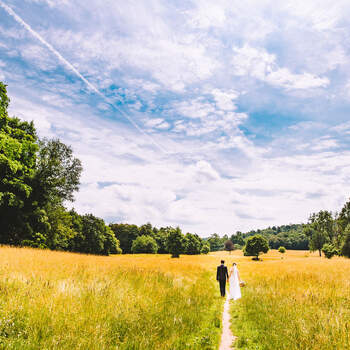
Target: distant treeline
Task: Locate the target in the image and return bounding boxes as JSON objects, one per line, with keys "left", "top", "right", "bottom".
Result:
{"left": 110, "top": 223, "right": 210, "bottom": 256}
{"left": 208, "top": 205, "right": 350, "bottom": 258}
{"left": 205, "top": 224, "right": 308, "bottom": 252}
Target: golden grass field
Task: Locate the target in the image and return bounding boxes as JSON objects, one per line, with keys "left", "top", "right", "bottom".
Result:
{"left": 0, "top": 247, "right": 349, "bottom": 349}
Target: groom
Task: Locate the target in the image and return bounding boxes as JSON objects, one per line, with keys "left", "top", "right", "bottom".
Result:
{"left": 216, "top": 260, "right": 229, "bottom": 297}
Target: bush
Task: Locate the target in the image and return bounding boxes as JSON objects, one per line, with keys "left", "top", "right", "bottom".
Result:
{"left": 131, "top": 235, "right": 158, "bottom": 254}
{"left": 201, "top": 242, "right": 210, "bottom": 254}
{"left": 244, "top": 235, "right": 269, "bottom": 260}
{"left": 322, "top": 243, "right": 338, "bottom": 259}
{"left": 278, "top": 246, "right": 286, "bottom": 254}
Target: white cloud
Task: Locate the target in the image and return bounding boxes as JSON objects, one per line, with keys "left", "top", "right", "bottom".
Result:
{"left": 211, "top": 89, "right": 238, "bottom": 110}
{"left": 232, "top": 45, "right": 329, "bottom": 90}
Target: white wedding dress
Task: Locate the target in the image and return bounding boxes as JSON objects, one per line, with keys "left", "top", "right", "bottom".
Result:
{"left": 228, "top": 266, "right": 241, "bottom": 300}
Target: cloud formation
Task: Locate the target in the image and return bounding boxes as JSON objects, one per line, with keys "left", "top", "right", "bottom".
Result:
{"left": 1, "top": 0, "right": 350, "bottom": 235}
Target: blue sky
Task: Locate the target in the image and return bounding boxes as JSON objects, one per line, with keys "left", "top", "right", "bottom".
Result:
{"left": 1, "top": 0, "right": 350, "bottom": 236}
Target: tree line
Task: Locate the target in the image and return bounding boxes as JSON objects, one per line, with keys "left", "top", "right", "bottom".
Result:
{"left": 109, "top": 223, "right": 210, "bottom": 257}
{"left": 207, "top": 205, "right": 350, "bottom": 259}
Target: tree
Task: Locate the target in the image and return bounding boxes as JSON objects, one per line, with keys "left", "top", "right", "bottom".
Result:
{"left": 341, "top": 224, "right": 350, "bottom": 258}
{"left": 201, "top": 241, "right": 210, "bottom": 254}
{"left": 322, "top": 243, "right": 338, "bottom": 259}
{"left": 31, "top": 138, "right": 82, "bottom": 206}
{"left": 71, "top": 214, "right": 121, "bottom": 255}
{"left": 139, "top": 222, "right": 154, "bottom": 236}
{"left": 224, "top": 240, "right": 235, "bottom": 254}
{"left": 278, "top": 246, "right": 286, "bottom": 254}
{"left": 0, "top": 82, "right": 38, "bottom": 244}
{"left": 184, "top": 233, "right": 202, "bottom": 255}
{"left": 109, "top": 223, "right": 140, "bottom": 254}
{"left": 303, "top": 225, "right": 326, "bottom": 257}
{"left": 207, "top": 233, "right": 224, "bottom": 251}
{"left": 244, "top": 235, "right": 269, "bottom": 260}
{"left": 309, "top": 211, "right": 334, "bottom": 242}
{"left": 153, "top": 227, "right": 170, "bottom": 254}
{"left": 230, "top": 231, "right": 245, "bottom": 247}
{"left": 338, "top": 199, "right": 350, "bottom": 231}
{"left": 131, "top": 235, "right": 158, "bottom": 254}
{"left": 166, "top": 227, "right": 185, "bottom": 258}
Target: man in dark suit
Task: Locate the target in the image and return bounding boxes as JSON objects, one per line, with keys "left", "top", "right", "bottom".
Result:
{"left": 217, "top": 260, "right": 229, "bottom": 297}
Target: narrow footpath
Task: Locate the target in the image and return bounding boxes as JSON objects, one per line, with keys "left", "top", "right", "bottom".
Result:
{"left": 219, "top": 296, "right": 236, "bottom": 350}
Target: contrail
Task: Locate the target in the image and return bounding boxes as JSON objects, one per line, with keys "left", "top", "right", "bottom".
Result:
{"left": 0, "top": 1, "right": 167, "bottom": 154}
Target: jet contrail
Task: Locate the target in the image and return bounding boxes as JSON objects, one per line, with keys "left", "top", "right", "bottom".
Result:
{"left": 0, "top": 1, "right": 167, "bottom": 154}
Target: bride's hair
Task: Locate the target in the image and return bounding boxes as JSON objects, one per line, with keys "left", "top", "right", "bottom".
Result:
{"left": 232, "top": 262, "right": 237, "bottom": 266}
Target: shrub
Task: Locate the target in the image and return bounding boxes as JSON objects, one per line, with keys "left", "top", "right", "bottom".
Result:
{"left": 201, "top": 242, "right": 210, "bottom": 254}
{"left": 278, "top": 246, "right": 286, "bottom": 254}
{"left": 322, "top": 243, "right": 338, "bottom": 259}
{"left": 131, "top": 235, "right": 158, "bottom": 254}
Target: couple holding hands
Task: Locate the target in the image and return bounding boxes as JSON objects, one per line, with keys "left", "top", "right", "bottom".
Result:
{"left": 216, "top": 260, "right": 243, "bottom": 300}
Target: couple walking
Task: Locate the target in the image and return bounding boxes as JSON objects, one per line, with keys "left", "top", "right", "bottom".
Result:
{"left": 216, "top": 260, "right": 241, "bottom": 300}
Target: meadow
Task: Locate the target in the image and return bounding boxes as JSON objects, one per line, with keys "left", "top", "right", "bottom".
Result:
{"left": 227, "top": 250, "right": 350, "bottom": 350}
{"left": 0, "top": 247, "right": 223, "bottom": 350}
{"left": 1, "top": 247, "right": 349, "bottom": 350}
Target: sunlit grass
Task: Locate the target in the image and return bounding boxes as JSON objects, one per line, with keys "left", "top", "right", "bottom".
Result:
{"left": 2, "top": 247, "right": 346, "bottom": 349}
{"left": 0, "top": 247, "right": 223, "bottom": 350}
{"left": 229, "top": 249, "right": 350, "bottom": 350}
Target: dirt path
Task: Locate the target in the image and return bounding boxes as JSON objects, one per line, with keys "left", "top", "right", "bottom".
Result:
{"left": 219, "top": 296, "right": 237, "bottom": 350}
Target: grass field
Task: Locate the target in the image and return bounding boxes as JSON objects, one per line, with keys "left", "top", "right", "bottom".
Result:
{"left": 226, "top": 250, "right": 350, "bottom": 350}
{"left": 1, "top": 247, "right": 349, "bottom": 350}
{"left": 0, "top": 247, "right": 223, "bottom": 350}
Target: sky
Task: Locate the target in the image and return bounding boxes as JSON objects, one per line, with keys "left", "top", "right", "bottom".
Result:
{"left": 1, "top": 0, "right": 350, "bottom": 236}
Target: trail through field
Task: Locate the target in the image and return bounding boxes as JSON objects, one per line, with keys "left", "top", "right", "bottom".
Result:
{"left": 219, "top": 296, "right": 236, "bottom": 350}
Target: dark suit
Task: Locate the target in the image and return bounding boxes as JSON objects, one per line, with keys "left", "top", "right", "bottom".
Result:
{"left": 217, "top": 264, "right": 229, "bottom": 297}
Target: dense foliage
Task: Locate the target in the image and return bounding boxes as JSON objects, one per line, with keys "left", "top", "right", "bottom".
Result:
{"left": 110, "top": 223, "right": 209, "bottom": 256}
{"left": 131, "top": 235, "right": 158, "bottom": 254}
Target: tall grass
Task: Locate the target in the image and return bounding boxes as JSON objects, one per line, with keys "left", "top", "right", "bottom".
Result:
{"left": 0, "top": 247, "right": 223, "bottom": 350}
{"left": 229, "top": 250, "right": 350, "bottom": 350}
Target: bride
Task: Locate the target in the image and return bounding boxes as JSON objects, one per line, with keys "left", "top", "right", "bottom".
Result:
{"left": 228, "top": 263, "right": 241, "bottom": 300}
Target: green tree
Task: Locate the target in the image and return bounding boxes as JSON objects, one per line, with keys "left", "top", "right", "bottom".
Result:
{"left": 166, "top": 227, "right": 185, "bottom": 258}
{"left": 201, "top": 241, "right": 210, "bottom": 254}
{"left": 72, "top": 214, "right": 120, "bottom": 255}
{"left": 31, "top": 138, "right": 82, "bottom": 206}
{"left": 184, "top": 233, "right": 202, "bottom": 255}
{"left": 322, "top": 243, "right": 338, "bottom": 259}
{"left": 278, "top": 246, "right": 286, "bottom": 254}
{"left": 109, "top": 223, "right": 140, "bottom": 254}
{"left": 230, "top": 231, "right": 245, "bottom": 247}
{"left": 341, "top": 224, "right": 350, "bottom": 258}
{"left": 153, "top": 227, "right": 170, "bottom": 254}
{"left": 131, "top": 235, "right": 158, "bottom": 254}
{"left": 139, "top": 222, "right": 154, "bottom": 236}
{"left": 0, "top": 82, "right": 38, "bottom": 244}
{"left": 244, "top": 235, "right": 269, "bottom": 260}
{"left": 303, "top": 225, "right": 326, "bottom": 257}
{"left": 338, "top": 199, "right": 350, "bottom": 231}
{"left": 207, "top": 233, "right": 224, "bottom": 251}
{"left": 224, "top": 240, "right": 235, "bottom": 254}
